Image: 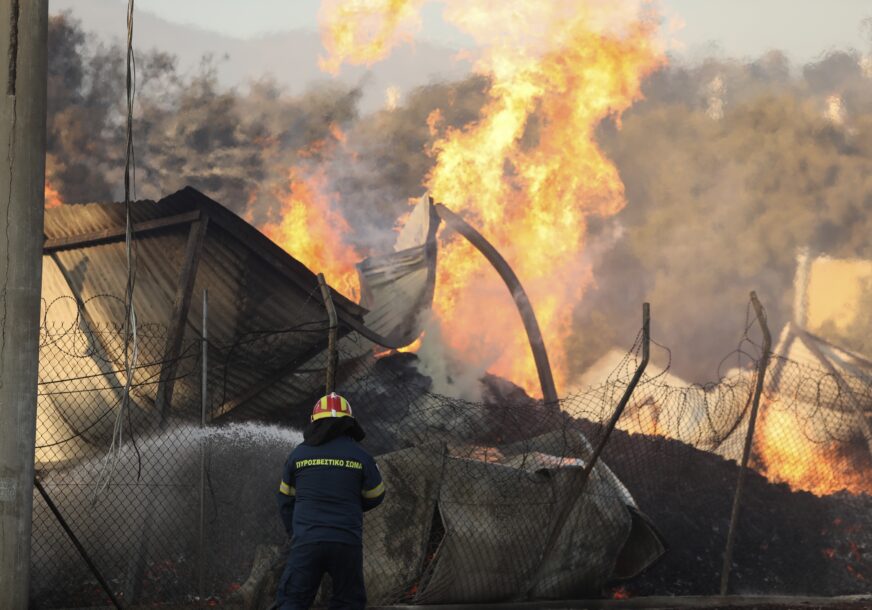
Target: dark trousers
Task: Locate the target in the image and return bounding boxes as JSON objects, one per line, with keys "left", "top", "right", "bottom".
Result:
{"left": 276, "top": 541, "right": 366, "bottom": 610}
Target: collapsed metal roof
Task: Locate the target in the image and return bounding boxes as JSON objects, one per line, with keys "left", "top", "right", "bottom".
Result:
{"left": 38, "top": 187, "right": 438, "bottom": 462}
{"left": 37, "top": 189, "right": 672, "bottom": 603}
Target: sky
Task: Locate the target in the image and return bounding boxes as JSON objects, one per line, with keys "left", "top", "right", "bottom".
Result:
{"left": 49, "top": 0, "right": 872, "bottom": 113}
{"left": 54, "top": 0, "right": 872, "bottom": 62}
{"left": 665, "top": 0, "right": 870, "bottom": 62}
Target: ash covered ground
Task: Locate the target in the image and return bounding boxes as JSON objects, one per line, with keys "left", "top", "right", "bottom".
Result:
{"left": 359, "top": 354, "right": 872, "bottom": 598}
{"left": 590, "top": 425, "right": 872, "bottom": 597}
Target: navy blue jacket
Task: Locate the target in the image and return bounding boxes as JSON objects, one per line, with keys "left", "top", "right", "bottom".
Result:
{"left": 277, "top": 434, "right": 385, "bottom": 546}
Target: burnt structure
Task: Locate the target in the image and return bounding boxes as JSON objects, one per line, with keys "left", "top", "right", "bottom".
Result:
{"left": 34, "top": 187, "right": 668, "bottom": 606}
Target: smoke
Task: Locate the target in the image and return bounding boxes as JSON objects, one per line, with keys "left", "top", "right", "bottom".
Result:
{"left": 413, "top": 309, "right": 491, "bottom": 401}
{"left": 571, "top": 48, "right": 872, "bottom": 383}
{"left": 47, "top": 12, "right": 484, "bottom": 249}
{"left": 46, "top": 12, "right": 361, "bottom": 221}
{"left": 47, "top": 14, "right": 124, "bottom": 202}
{"left": 322, "top": 74, "right": 490, "bottom": 252}
{"left": 47, "top": 12, "right": 872, "bottom": 387}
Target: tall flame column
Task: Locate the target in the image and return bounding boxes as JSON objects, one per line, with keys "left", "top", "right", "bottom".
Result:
{"left": 434, "top": 203, "right": 559, "bottom": 406}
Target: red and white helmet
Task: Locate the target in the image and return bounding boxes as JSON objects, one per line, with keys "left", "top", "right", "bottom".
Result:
{"left": 311, "top": 392, "right": 353, "bottom": 422}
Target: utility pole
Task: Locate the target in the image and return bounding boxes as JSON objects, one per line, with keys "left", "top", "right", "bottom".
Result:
{"left": 0, "top": 1, "right": 48, "bottom": 608}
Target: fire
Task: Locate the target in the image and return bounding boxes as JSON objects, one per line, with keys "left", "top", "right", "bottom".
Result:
{"left": 318, "top": 0, "right": 422, "bottom": 75}
{"left": 316, "top": 0, "right": 663, "bottom": 396}
{"left": 611, "top": 586, "right": 631, "bottom": 600}
{"left": 374, "top": 333, "right": 424, "bottom": 359}
{"left": 261, "top": 168, "right": 361, "bottom": 301}
{"left": 423, "top": 2, "right": 663, "bottom": 394}
{"left": 755, "top": 405, "right": 872, "bottom": 496}
{"left": 426, "top": 108, "right": 443, "bottom": 136}
{"left": 398, "top": 333, "right": 425, "bottom": 353}
{"left": 45, "top": 181, "right": 63, "bottom": 209}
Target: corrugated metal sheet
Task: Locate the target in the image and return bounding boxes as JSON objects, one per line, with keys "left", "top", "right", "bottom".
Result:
{"left": 38, "top": 187, "right": 383, "bottom": 457}
{"left": 358, "top": 195, "right": 439, "bottom": 345}
{"left": 38, "top": 186, "right": 441, "bottom": 450}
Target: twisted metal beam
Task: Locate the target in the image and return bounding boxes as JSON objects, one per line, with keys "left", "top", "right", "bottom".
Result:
{"left": 433, "top": 204, "right": 559, "bottom": 407}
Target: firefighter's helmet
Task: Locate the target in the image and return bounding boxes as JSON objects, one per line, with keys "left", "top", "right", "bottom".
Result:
{"left": 311, "top": 392, "right": 353, "bottom": 422}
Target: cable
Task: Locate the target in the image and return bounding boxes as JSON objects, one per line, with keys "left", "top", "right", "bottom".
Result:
{"left": 94, "top": 0, "right": 141, "bottom": 499}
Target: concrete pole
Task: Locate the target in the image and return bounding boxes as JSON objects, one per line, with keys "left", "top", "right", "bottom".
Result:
{"left": 0, "top": 1, "right": 48, "bottom": 608}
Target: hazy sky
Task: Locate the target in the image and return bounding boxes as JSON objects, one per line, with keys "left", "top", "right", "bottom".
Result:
{"left": 56, "top": 0, "right": 871, "bottom": 62}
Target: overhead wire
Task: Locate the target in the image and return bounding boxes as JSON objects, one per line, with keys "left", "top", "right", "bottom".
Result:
{"left": 94, "top": 0, "right": 141, "bottom": 499}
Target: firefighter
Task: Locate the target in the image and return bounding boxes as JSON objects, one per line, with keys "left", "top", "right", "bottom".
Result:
{"left": 276, "top": 392, "right": 385, "bottom": 610}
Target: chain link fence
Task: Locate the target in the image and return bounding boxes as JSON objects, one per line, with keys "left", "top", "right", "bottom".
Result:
{"left": 30, "top": 300, "right": 871, "bottom": 607}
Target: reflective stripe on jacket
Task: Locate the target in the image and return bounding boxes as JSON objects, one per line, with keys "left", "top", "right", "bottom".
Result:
{"left": 277, "top": 434, "right": 385, "bottom": 545}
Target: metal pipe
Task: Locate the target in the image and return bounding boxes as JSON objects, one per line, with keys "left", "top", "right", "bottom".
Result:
{"left": 720, "top": 291, "right": 772, "bottom": 595}
{"left": 433, "top": 204, "right": 559, "bottom": 406}
{"left": 198, "top": 289, "right": 208, "bottom": 598}
{"left": 34, "top": 477, "right": 123, "bottom": 610}
{"left": 317, "top": 273, "right": 339, "bottom": 394}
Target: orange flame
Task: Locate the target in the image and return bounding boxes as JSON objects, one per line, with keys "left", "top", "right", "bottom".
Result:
{"left": 422, "top": 2, "right": 663, "bottom": 395}
{"left": 45, "top": 181, "right": 63, "bottom": 209}
{"left": 314, "top": 1, "right": 663, "bottom": 396}
{"left": 611, "top": 586, "right": 631, "bottom": 600}
{"left": 312, "top": 2, "right": 871, "bottom": 501}
{"left": 261, "top": 168, "right": 361, "bottom": 301}
{"left": 755, "top": 406, "right": 872, "bottom": 496}
{"left": 318, "top": 0, "right": 422, "bottom": 75}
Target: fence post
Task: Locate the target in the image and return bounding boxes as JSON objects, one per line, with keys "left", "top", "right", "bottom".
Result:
{"left": 523, "top": 303, "right": 650, "bottom": 597}
{"left": 198, "top": 288, "right": 208, "bottom": 598}
{"left": 577, "top": 302, "right": 650, "bottom": 483}
{"left": 34, "top": 477, "right": 123, "bottom": 610}
{"left": 720, "top": 290, "right": 772, "bottom": 595}
{"left": 317, "top": 273, "right": 338, "bottom": 394}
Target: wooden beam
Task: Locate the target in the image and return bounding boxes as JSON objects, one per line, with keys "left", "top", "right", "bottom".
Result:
{"left": 43, "top": 210, "right": 200, "bottom": 253}
{"left": 720, "top": 291, "right": 772, "bottom": 595}
{"left": 154, "top": 217, "right": 209, "bottom": 424}
{"left": 317, "top": 273, "right": 339, "bottom": 394}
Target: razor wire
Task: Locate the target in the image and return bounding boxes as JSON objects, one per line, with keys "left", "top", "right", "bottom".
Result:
{"left": 28, "top": 300, "right": 872, "bottom": 608}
